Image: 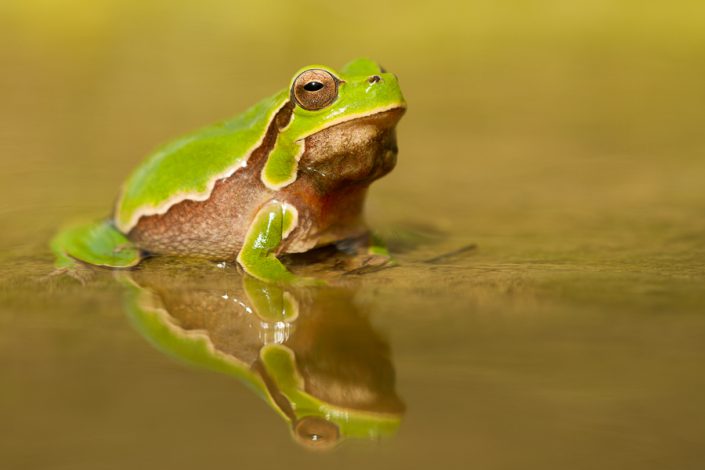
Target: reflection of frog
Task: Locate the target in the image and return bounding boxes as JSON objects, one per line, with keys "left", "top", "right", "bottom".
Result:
{"left": 118, "top": 260, "right": 404, "bottom": 449}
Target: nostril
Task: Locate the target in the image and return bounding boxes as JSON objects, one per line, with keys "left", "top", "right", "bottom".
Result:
{"left": 368, "top": 75, "right": 381, "bottom": 84}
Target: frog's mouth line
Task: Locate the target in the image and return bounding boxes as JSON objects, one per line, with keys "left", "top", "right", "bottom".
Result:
{"left": 296, "top": 105, "right": 406, "bottom": 143}
{"left": 341, "top": 106, "right": 406, "bottom": 130}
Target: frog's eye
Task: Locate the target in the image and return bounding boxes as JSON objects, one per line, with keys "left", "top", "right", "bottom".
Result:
{"left": 292, "top": 69, "right": 339, "bottom": 111}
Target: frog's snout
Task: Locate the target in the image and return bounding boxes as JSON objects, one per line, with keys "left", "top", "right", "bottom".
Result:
{"left": 368, "top": 75, "right": 382, "bottom": 84}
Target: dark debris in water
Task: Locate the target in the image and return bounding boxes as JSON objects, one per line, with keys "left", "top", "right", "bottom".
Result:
{"left": 422, "top": 243, "right": 477, "bottom": 264}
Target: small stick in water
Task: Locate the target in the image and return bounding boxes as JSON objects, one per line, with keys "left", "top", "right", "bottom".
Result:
{"left": 423, "top": 244, "right": 477, "bottom": 264}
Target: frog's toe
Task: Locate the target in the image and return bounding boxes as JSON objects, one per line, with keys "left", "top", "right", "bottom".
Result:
{"left": 342, "top": 253, "right": 397, "bottom": 276}
{"left": 64, "top": 265, "right": 95, "bottom": 285}
{"left": 42, "top": 262, "right": 96, "bottom": 285}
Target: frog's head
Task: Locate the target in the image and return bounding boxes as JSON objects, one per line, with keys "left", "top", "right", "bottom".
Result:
{"left": 282, "top": 58, "right": 406, "bottom": 191}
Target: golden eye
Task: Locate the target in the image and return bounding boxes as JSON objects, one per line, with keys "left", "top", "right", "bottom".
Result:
{"left": 291, "top": 69, "right": 339, "bottom": 111}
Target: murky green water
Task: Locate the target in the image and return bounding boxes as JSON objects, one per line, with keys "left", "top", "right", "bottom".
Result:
{"left": 3, "top": 1, "right": 705, "bottom": 468}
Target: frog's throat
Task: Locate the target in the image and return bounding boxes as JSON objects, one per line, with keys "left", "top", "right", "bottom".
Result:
{"left": 260, "top": 103, "right": 406, "bottom": 190}
{"left": 115, "top": 98, "right": 294, "bottom": 233}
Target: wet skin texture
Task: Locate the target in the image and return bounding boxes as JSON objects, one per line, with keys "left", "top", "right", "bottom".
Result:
{"left": 51, "top": 59, "right": 406, "bottom": 282}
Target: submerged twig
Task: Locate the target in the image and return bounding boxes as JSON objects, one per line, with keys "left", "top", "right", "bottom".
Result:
{"left": 423, "top": 244, "right": 477, "bottom": 264}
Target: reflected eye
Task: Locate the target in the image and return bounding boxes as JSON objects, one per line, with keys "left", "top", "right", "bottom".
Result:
{"left": 292, "top": 69, "right": 339, "bottom": 111}
{"left": 293, "top": 416, "right": 340, "bottom": 450}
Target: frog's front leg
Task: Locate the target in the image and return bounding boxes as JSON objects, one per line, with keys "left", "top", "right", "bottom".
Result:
{"left": 237, "top": 200, "right": 303, "bottom": 284}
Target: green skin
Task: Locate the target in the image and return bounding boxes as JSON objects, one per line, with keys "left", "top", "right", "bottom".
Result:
{"left": 51, "top": 58, "right": 404, "bottom": 283}
{"left": 118, "top": 273, "right": 402, "bottom": 445}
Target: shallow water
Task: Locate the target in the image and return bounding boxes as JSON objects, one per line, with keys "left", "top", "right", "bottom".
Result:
{"left": 3, "top": 1, "right": 705, "bottom": 468}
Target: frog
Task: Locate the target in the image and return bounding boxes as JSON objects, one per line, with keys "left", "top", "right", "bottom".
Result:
{"left": 51, "top": 58, "right": 406, "bottom": 283}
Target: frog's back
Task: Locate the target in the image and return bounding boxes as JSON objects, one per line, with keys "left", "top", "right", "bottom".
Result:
{"left": 115, "top": 90, "right": 289, "bottom": 233}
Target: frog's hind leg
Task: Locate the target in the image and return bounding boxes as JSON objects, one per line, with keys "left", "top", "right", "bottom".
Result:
{"left": 50, "top": 219, "right": 143, "bottom": 281}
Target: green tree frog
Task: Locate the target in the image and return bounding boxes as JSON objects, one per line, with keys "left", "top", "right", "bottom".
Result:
{"left": 51, "top": 58, "right": 406, "bottom": 283}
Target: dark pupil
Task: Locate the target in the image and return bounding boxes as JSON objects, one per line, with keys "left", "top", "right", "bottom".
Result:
{"left": 303, "top": 81, "right": 324, "bottom": 92}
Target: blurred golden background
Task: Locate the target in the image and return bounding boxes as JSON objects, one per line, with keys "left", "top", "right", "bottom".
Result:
{"left": 3, "top": 0, "right": 705, "bottom": 252}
